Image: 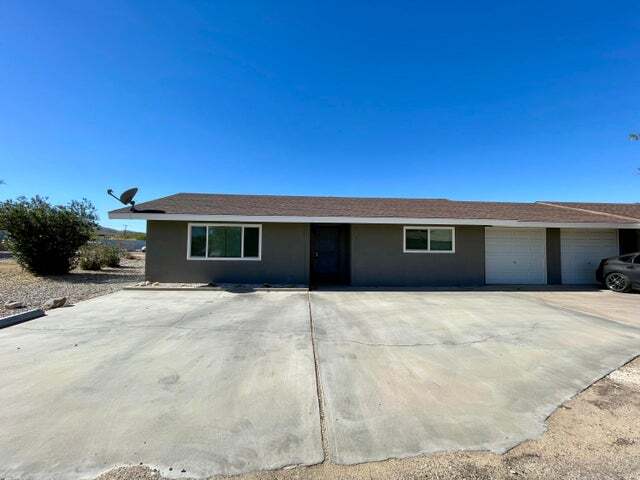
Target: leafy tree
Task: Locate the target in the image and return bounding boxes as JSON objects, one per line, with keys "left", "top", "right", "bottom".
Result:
{"left": 0, "top": 196, "right": 98, "bottom": 274}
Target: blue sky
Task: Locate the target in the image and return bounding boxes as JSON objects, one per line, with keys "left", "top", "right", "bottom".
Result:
{"left": 1, "top": 1, "right": 639, "bottom": 231}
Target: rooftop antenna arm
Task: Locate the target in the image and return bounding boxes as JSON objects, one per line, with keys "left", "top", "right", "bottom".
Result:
{"left": 106, "top": 189, "right": 120, "bottom": 202}
{"left": 107, "top": 187, "right": 139, "bottom": 212}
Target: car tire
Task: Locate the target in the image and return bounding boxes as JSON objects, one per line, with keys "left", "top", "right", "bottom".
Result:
{"left": 605, "top": 272, "right": 632, "bottom": 293}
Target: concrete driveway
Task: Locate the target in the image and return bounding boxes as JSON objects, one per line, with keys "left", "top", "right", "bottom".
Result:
{"left": 311, "top": 291, "right": 640, "bottom": 464}
{"left": 0, "top": 290, "right": 322, "bottom": 479}
{"left": 1, "top": 289, "right": 639, "bottom": 479}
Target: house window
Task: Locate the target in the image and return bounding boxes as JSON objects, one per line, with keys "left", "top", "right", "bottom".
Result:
{"left": 405, "top": 228, "right": 429, "bottom": 250}
{"left": 188, "top": 224, "right": 261, "bottom": 260}
{"left": 430, "top": 228, "right": 454, "bottom": 251}
{"left": 190, "top": 226, "right": 207, "bottom": 258}
{"left": 403, "top": 226, "right": 455, "bottom": 253}
{"left": 208, "top": 226, "right": 242, "bottom": 258}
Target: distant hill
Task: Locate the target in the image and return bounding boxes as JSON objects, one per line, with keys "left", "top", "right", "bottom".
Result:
{"left": 96, "top": 226, "right": 146, "bottom": 240}
{"left": 3, "top": 227, "right": 145, "bottom": 241}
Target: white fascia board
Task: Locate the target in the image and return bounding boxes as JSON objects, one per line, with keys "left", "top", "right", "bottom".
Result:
{"left": 107, "top": 212, "right": 640, "bottom": 229}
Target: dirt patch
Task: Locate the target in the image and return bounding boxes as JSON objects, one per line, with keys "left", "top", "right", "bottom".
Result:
{"left": 97, "top": 357, "right": 640, "bottom": 480}
{"left": 0, "top": 252, "right": 145, "bottom": 317}
{"left": 97, "top": 466, "right": 162, "bottom": 480}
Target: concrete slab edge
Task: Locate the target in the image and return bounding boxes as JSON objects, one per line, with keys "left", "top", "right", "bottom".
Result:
{"left": 0, "top": 309, "right": 46, "bottom": 329}
{"left": 123, "top": 286, "right": 309, "bottom": 292}
{"left": 93, "top": 455, "right": 325, "bottom": 480}
{"left": 325, "top": 352, "right": 640, "bottom": 466}
{"left": 497, "top": 351, "right": 640, "bottom": 455}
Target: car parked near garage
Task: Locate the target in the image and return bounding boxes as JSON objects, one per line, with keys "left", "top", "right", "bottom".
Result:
{"left": 597, "top": 253, "right": 640, "bottom": 292}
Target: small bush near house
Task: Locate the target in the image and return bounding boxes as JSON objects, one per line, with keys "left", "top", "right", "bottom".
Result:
{"left": 77, "top": 244, "right": 104, "bottom": 271}
{"left": 100, "top": 244, "right": 124, "bottom": 267}
{"left": 77, "top": 244, "right": 125, "bottom": 270}
{"left": 0, "top": 196, "right": 97, "bottom": 274}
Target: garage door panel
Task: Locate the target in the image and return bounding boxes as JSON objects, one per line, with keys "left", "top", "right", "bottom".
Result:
{"left": 561, "top": 229, "right": 618, "bottom": 284}
{"left": 485, "top": 228, "right": 547, "bottom": 284}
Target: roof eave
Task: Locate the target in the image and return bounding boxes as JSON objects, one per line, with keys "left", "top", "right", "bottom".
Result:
{"left": 107, "top": 211, "right": 640, "bottom": 229}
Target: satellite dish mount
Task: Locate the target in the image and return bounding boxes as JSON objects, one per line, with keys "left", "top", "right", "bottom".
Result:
{"left": 107, "top": 187, "right": 139, "bottom": 211}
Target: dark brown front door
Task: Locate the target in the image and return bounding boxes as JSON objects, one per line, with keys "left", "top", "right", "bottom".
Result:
{"left": 310, "top": 224, "right": 350, "bottom": 286}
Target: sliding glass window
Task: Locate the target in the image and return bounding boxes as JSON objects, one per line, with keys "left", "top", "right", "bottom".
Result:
{"left": 403, "top": 227, "right": 455, "bottom": 253}
{"left": 188, "top": 224, "right": 261, "bottom": 260}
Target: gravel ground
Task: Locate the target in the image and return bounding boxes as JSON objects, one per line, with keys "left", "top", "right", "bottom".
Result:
{"left": 96, "top": 356, "right": 640, "bottom": 480}
{"left": 0, "top": 251, "right": 145, "bottom": 317}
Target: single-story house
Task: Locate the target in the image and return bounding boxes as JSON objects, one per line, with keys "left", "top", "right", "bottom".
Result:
{"left": 109, "top": 193, "right": 640, "bottom": 287}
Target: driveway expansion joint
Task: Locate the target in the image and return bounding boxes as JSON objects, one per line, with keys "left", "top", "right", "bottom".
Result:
{"left": 307, "top": 291, "right": 330, "bottom": 463}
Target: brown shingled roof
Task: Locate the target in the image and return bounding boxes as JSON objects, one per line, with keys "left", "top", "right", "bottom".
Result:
{"left": 110, "top": 193, "right": 640, "bottom": 224}
{"left": 541, "top": 202, "right": 640, "bottom": 222}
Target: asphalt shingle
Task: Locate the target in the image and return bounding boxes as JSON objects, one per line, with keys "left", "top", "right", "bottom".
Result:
{"left": 110, "top": 193, "right": 640, "bottom": 224}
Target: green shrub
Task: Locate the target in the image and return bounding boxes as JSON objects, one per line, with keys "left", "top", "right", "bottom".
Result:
{"left": 100, "top": 245, "right": 124, "bottom": 267}
{"left": 76, "top": 244, "right": 125, "bottom": 270}
{"left": 0, "top": 196, "right": 97, "bottom": 275}
{"left": 77, "top": 244, "right": 103, "bottom": 270}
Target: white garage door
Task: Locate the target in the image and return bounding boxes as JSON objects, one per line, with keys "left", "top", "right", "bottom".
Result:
{"left": 560, "top": 229, "right": 619, "bottom": 284}
{"left": 485, "top": 228, "right": 547, "bottom": 284}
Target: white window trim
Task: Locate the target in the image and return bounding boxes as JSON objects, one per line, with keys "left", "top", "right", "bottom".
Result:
{"left": 403, "top": 226, "right": 456, "bottom": 254}
{"left": 187, "top": 223, "right": 262, "bottom": 261}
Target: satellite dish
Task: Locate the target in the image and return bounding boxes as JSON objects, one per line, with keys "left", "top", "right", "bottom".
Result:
{"left": 107, "top": 187, "right": 139, "bottom": 211}
{"left": 119, "top": 188, "right": 138, "bottom": 205}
